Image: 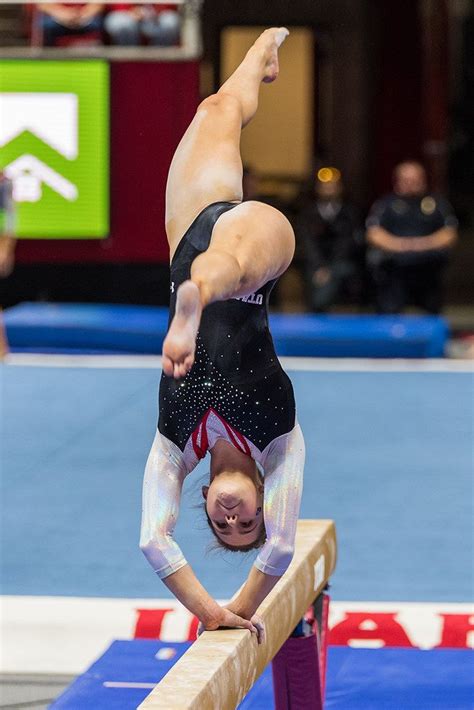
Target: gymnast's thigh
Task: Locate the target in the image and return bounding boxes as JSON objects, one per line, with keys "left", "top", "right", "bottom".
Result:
{"left": 208, "top": 200, "right": 295, "bottom": 288}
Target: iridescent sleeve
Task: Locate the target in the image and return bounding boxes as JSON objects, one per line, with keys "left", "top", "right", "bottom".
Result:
{"left": 139, "top": 430, "right": 189, "bottom": 579}
{"left": 254, "top": 423, "right": 305, "bottom": 576}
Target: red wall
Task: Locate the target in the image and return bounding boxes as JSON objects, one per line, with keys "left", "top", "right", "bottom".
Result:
{"left": 16, "top": 60, "right": 200, "bottom": 264}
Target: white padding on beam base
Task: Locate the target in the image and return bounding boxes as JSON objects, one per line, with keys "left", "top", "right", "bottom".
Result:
{"left": 138, "top": 519, "right": 337, "bottom": 710}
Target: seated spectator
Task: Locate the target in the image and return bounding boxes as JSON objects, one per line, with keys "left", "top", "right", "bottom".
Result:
{"left": 0, "top": 171, "right": 16, "bottom": 358}
{"left": 296, "top": 168, "right": 360, "bottom": 312}
{"left": 37, "top": 3, "right": 104, "bottom": 46}
{"left": 105, "top": 4, "right": 181, "bottom": 47}
{"left": 0, "top": 171, "right": 16, "bottom": 280}
{"left": 366, "top": 161, "right": 458, "bottom": 314}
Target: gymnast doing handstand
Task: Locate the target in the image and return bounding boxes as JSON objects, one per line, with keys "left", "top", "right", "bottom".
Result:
{"left": 140, "top": 28, "right": 305, "bottom": 643}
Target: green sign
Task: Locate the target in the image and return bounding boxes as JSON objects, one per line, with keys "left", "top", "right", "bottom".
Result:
{"left": 0, "top": 60, "right": 109, "bottom": 238}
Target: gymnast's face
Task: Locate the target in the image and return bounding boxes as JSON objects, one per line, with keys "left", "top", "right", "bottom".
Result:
{"left": 202, "top": 471, "right": 264, "bottom": 546}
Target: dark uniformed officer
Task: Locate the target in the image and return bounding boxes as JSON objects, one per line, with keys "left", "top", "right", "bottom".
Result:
{"left": 366, "top": 161, "right": 458, "bottom": 314}
{"left": 297, "top": 168, "right": 360, "bottom": 312}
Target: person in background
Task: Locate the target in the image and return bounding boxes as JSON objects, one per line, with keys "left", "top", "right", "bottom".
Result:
{"left": 0, "top": 171, "right": 16, "bottom": 358}
{"left": 105, "top": 4, "right": 181, "bottom": 47}
{"left": 296, "top": 167, "right": 360, "bottom": 312}
{"left": 37, "top": 3, "right": 104, "bottom": 46}
{"left": 366, "top": 161, "right": 458, "bottom": 314}
{"left": 0, "top": 171, "right": 16, "bottom": 280}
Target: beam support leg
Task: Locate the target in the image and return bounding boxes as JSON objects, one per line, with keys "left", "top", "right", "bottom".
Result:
{"left": 271, "top": 589, "right": 330, "bottom": 709}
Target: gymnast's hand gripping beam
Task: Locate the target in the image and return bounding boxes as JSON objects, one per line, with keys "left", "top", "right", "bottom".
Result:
{"left": 138, "top": 519, "right": 337, "bottom": 710}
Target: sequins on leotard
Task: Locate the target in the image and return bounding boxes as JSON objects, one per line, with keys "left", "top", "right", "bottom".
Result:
{"left": 158, "top": 201, "right": 295, "bottom": 452}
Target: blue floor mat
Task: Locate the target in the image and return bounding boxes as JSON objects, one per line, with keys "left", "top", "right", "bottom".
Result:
{"left": 50, "top": 640, "right": 474, "bottom": 710}
{"left": 5, "top": 302, "right": 449, "bottom": 357}
{"left": 2, "top": 366, "right": 472, "bottom": 602}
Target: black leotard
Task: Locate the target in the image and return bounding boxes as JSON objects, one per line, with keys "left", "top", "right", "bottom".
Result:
{"left": 158, "top": 201, "right": 295, "bottom": 452}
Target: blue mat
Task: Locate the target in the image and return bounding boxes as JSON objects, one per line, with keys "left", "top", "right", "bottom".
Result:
{"left": 50, "top": 640, "right": 474, "bottom": 709}
{"left": 3, "top": 366, "right": 472, "bottom": 602}
{"left": 5, "top": 302, "right": 449, "bottom": 358}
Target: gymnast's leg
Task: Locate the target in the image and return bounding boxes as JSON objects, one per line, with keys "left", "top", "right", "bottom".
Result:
{"left": 163, "top": 28, "right": 294, "bottom": 378}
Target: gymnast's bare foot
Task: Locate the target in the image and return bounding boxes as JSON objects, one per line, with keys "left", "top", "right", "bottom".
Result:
{"left": 257, "top": 27, "right": 289, "bottom": 83}
{"left": 162, "top": 280, "right": 202, "bottom": 379}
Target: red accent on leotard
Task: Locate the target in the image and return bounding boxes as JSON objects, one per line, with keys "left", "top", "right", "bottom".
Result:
{"left": 191, "top": 407, "right": 251, "bottom": 460}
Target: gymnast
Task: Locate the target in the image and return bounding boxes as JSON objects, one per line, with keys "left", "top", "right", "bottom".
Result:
{"left": 140, "top": 28, "right": 305, "bottom": 643}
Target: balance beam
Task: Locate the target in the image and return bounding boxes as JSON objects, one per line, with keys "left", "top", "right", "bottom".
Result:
{"left": 138, "top": 519, "right": 337, "bottom": 710}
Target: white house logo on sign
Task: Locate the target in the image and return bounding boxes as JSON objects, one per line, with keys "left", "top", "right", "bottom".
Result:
{"left": 0, "top": 92, "right": 79, "bottom": 202}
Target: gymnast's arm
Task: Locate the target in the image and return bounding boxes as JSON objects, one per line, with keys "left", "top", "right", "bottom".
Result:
{"left": 226, "top": 423, "right": 305, "bottom": 619}
{"left": 139, "top": 431, "right": 258, "bottom": 633}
